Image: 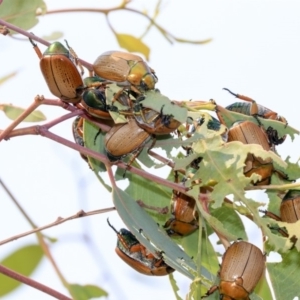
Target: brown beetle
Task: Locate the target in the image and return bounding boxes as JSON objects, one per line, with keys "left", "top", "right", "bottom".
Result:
{"left": 224, "top": 88, "right": 286, "bottom": 146}
{"left": 204, "top": 240, "right": 265, "bottom": 300}
{"left": 263, "top": 190, "right": 300, "bottom": 224}
{"left": 228, "top": 120, "right": 274, "bottom": 185}
{"left": 104, "top": 118, "right": 153, "bottom": 162}
{"left": 30, "top": 39, "right": 84, "bottom": 104}
{"left": 164, "top": 172, "right": 199, "bottom": 236}
{"left": 107, "top": 219, "right": 174, "bottom": 276}
{"left": 93, "top": 51, "right": 157, "bottom": 95}
{"left": 224, "top": 88, "right": 287, "bottom": 124}
{"left": 72, "top": 116, "right": 88, "bottom": 163}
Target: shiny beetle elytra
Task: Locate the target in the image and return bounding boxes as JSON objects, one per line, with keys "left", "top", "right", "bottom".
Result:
{"left": 264, "top": 189, "right": 300, "bottom": 224}
{"left": 30, "top": 39, "right": 84, "bottom": 104}
{"left": 224, "top": 88, "right": 286, "bottom": 145}
{"left": 164, "top": 172, "right": 199, "bottom": 236}
{"left": 228, "top": 120, "right": 274, "bottom": 185}
{"left": 204, "top": 240, "right": 265, "bottom": 300}
{"left": 280, "top": 190, "right": 300, "bottom": 223}
{"left": 72, "top": 116, "right": 88, "bottom": 163}
{"left": 93, "top": 51, "right": 157, "bottom": 95}
{"left": 104, "top": 118, "right": 153, "bottom": 162}
{"left": 81, "top": 76, "right": 112, "bottom": 120}
{"left": 107, "top": 219, "right": 174, "bottom": 276}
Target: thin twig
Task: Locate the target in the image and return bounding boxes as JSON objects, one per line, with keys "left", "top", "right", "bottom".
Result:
{"left": 0, "top": 95, "right": 44, "bottom": 141}
{"left": 0, "top": 178, "right": 70, "bottom": 296}
{"left": 0, "top": 207, "right": 116, "bottom": 246}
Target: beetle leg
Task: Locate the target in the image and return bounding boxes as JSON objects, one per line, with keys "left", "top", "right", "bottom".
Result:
{"left": 122, "top": 134, "right": 155, "bottom": 177}
{"left": 130, "top": 85, "right": 142, "bottom": 95}
{"left": 266, "top": 127, "right": 286, "bottom": 145}
{"left": 260, "top": 209, "right": 282, "bottom": 221}
{"left": 93, "top": 129, "right": 102, "bottom": 145}
{"left": 29, "top": 37, "right": 43, "bottom": 59}
{"left": 64, "top": 39, "right": 84, "bottom": 75}
{"left": 223, "top": 87, "right": 259, "bottom": 117}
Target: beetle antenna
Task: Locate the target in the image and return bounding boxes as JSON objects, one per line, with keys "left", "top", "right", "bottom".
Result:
{"left": 107, "top": 218, "right": 119, "bottom": 234}
{"left": 64, "top": 39, "right": 71, "bottom": 50}
{"left": 223, "top": 88, "right": 238, "bottom": 98}
{"left": 28, "top": 37, "right": 37, "bottom": 47}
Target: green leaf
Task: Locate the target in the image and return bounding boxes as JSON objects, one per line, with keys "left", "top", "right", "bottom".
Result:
{"left": 115, "top": 33, "right": 150, "bottom": 60}
{"left": 112, "top": 186, "right": 203, "bottom": 280}
{"left": 142, "top": 90, "right": 188, "bottom": 123}
{"left": 210, "top": 205, "right": 247, "bottom": 240}
{"left": 267, "top": 248, "right": 300, "bottom": 299}
{"left": 254, "top": 273, "right": 273, "bottom": 300}
{"left": 125, "top": 171, "right": 172, "bottom": 226}
{"left": 0, "top": 104, "right": 46, "bottom": 122}
{"left": 0, "top": 244, "right": 44, "bottom": 296}
{"left": 0, "top": 0, "right": 47, "bottom": 32}
{"left": 169, "top": 273, "right": 183, "bottom": 300}
{"left": 83, "top": 119, "right": 112, "bottom": 192}
{"left": 69, "top": 284, "right": 108, "bottom": 300}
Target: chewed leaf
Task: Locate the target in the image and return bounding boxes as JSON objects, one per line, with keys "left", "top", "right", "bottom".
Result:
{"left": 0, "top": 104, "right": 46, "bottom": 122}
{"left": 112, "top": 186, "right": 208, "bottom": 280}
{"left": 116, "top": 33, "right": 150, "bottom": 60}
{"left": 109, "top": 111, "right": 128, "bottom": 124}
{"left": 142, "top": 90, "right": 188, "bottom": 123}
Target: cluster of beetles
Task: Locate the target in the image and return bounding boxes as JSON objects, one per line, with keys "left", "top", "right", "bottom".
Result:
{"left": 29, "top": 36, "right": 299, "bottom": 299}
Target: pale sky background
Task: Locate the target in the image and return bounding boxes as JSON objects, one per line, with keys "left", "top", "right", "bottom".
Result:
{"left": 1, "top": 1, "right": 300, "bottom": 299}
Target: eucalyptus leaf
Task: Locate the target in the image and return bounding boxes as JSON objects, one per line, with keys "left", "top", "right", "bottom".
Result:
{"left": 112, "top": 187, "right": 206, "bottom": 280}
{"left": 0, "top": 104, "right": 46, "bottom": 122}
{"left": 0, "top": 244, "right": 44, "bottom": 296}
{"left": 0, "top": 0, "right": 46, "bottom": 32}
{"left": 69, "top": 284, "right": 108, "bottom": 300}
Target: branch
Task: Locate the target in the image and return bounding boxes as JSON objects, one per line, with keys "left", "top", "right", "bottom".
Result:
{"left": 0, "top": 264, "right": 72, "bottom": 300}
{"left": 0, "top": 207, "right": 116, "bottom": 246}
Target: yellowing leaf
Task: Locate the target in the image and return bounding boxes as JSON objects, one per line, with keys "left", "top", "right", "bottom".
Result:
{"left": 115, "top": 33, "right": 150, "bottom": 60}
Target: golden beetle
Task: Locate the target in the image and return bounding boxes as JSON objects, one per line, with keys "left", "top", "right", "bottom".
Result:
{"left": 104, "top": 118, "right": 153, "bottom": 162}
{"left": 263, "top": 189, "right": 300, "bottom": 237}
{"left": 164, "top": 172, "right": 198, "bottom": 236}
{"left": 30, "top": 39, "right": 84, "bottom": 104}
{"left": 228, "top": 120, "right": 274, "bottom": 185}
{"left": 93, "top": 51, "right": 158, "bottom": 94}
{"left": 223, "top": 88, "right": 287, "bottom": 146}
{"left": 204, "top": 240, "right": 265, "bottom": 300}
{"left": 107, "top": 219, "right": 174, "bottom": 276}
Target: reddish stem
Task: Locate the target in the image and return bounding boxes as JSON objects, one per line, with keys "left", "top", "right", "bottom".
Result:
{"left": 0, "top": 264, "right": 72, "bottom": 300}
{"left": 0, "top": 19, "right": 93, "bottom": 71}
